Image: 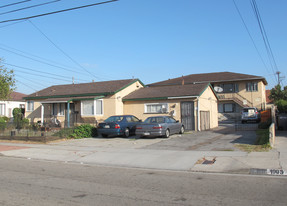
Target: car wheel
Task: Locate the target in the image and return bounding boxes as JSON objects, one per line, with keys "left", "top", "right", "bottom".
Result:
{"left": 102, "top": 134, "right": 108, "bottom": 138}
{"left": 163, "top": 129, "right": 170, "bottom": 138}
{"left": 179, "top": 126, "right": 184, "bottom": 134}
{"left": 123, "top": 128, "right": 130, "bottom": 137}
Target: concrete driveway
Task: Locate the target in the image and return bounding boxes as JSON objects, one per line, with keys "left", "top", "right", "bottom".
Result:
{"left": 141, "top": 124, "right": 257, "bottom": 151}
{"left": 51, "top": 124, "right": 257, "bottom": 151}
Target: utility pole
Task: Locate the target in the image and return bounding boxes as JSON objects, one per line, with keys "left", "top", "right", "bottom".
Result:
{"left": 276, "top": 71, "right": 285, "bottom": 86}
{"left": 276, "top": 71, "right": 281, "bottom": 86}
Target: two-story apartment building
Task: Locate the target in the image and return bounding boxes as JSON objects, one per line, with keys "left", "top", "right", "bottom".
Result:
{"left": 148, "top": 72, "right": 267, "bottom": 121}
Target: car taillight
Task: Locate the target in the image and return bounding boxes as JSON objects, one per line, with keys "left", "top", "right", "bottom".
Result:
{"left": 136, "top": 126, "right": 142, "bottom": 129}
{"left": 114, "top": 124, "right": 120, "bottom": 129}
{"left": 153, "top": 126, "right": 162, "bottom": 129}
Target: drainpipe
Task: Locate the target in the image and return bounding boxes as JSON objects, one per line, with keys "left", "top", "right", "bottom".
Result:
{"left": 197, "top": 97, "right": 201, "bottom": 131}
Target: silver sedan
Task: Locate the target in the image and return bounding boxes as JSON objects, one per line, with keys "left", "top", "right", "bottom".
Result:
{"left": 135, "top": 116, "right": 184, "bottom": 138}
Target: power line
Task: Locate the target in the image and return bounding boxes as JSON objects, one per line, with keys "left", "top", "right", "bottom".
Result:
{"left": 0, "top": 0, "right": 31, "bottom": 9}
{"left": 0, "top": 0, "right": 61, "bottom": 16}
{"left": 28, "top": 20, "right": 99, "bottom": 80}
{"left": 0, "top": 46, "right": 87, "bottom": 75}
{"left": 16, "top": 79, "right": 38, "bottom": 92}
{"left": 16, "top": 74, "right": 48, "bottom": 88}
{"left": 232, "top": 0, "right": 277, "bottom": 85}
{"left": 13, "top": 69, "right": 72, "bottom": 82}
{"left": 0, "top": 0, "right": 119, "bottom": 24}
{"left": 250, "top": 0, "right": 279, "bottom": 74}
{"left": 4, "top": 62, "right": 89, "bottom": 82}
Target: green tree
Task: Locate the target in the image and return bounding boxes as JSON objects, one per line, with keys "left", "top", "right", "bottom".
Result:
{"left": 269, "top": 85, "right": 287, "bottom": 113}
{"left": 0, "top": 59, "right": 16, "bottom": 100}
{"left": 269, "top": 85, "right": 287, "bottom": 102}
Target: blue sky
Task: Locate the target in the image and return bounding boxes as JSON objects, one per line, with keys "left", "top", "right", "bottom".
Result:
{"left": 0, "top": 0, "right": 286, "bottom": 95}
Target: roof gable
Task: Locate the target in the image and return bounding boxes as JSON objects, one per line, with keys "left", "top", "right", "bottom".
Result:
{"left": 149, "top": 72, "right": 267, "bottom": 86}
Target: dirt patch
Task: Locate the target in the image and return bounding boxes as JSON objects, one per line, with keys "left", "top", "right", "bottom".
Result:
{"left": 0, "top": 145, "right": 30, "bottom": 152}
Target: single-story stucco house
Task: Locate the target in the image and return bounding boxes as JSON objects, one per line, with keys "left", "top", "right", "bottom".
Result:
{"left": 0, "top": 92, "right": 26, "bottom": 118}
{"left": 123, "top": 83, "right": 218, "bottom": 131}
{"left": 24, "top": 79, "right": 144, "bottom": 127}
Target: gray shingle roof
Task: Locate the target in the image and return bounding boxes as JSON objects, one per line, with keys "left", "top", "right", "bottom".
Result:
{"left": 148, "top": 72, "right": 267, "bottom": 86}
{"left": 123, "top": 83, "right": 213, "bottom": 101}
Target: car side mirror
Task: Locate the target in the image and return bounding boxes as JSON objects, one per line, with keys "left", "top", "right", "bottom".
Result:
{"left": 176, "top": 120, "right": 179, "bottom": 123}
{"left": 139, "top": 120, "right": 142, "bottom": 122}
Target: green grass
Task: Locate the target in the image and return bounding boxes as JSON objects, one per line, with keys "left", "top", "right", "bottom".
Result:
{"left": 235, "top": 129, "right": 271, "bottom": 152}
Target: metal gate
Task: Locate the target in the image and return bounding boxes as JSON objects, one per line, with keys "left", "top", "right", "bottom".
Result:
{"left": 200, "top": 111, "right": 210, "bottom": 131}
{"left": 181, "top": 102, "right": 195, "bottom": 130}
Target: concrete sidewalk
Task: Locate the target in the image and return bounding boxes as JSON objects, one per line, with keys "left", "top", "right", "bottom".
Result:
{"left": 0, "top": 131, "right": 287, "bottom": 175}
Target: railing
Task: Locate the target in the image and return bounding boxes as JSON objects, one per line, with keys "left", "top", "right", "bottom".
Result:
{"left": 217, "top": 93, "right": 253, "bottom": 107}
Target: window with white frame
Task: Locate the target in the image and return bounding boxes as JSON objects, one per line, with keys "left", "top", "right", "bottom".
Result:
{"left": 81, "top": 99, "right": 103, "bottom": 116}
{"left": 246, "top": 82, "right": 258, "bottom": 92}
{"left": 95, "top": 99, "right": 103, "bottom": 115}
{"left": 52, "top": 103, "right": 58, "bottom": 115}
{"left": 145, "top": 103, "right": 168, "bottom": 113}
{"left": 0, "top": 103, "right": 5, "bottom": 116}
{"left": 26, "top": 101, "right": 34, "bottom": 111}
{"left": 59, "top": 103, "right": 65, "bottom": 116}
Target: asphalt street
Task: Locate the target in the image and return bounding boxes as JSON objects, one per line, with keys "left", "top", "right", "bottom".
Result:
{"left": 1, "top": 157, "right": 287, "bottom": 206}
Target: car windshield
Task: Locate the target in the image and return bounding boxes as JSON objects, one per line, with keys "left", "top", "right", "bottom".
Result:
{"left": 243, "top": 108, "right": 256, "bottom": 113}
{"left": 104, "top": 116, "right": 124, "bottom": 123}
{"left": 144, "top": 117, "right": 165, "bottom": 124}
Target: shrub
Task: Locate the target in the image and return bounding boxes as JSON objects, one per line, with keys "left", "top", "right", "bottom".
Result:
{"left": 0, "top": 117, "right": 7, "bottom": 131}
{"left": 255, "top": 129, "right": 271, "bottom": 148}
{"left": 70, "top": 124, "right": 97, "bottom": 139}
{"left": 53, "top": 128, "right": 75, "bottom": 138}
{"left": 276, "top": 99, "right": 287, "bottom": 113}
{"left": 258, "top": 119, "right": 272, "bottom": 129}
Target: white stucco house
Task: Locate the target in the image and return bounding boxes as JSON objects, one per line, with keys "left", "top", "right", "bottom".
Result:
{"left": 0, "top": 92, "right": 26, "bottom": 118}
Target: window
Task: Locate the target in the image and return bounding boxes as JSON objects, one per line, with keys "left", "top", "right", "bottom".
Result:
{"left": 218, "top": 103, "right": 235, "bottom": 113}
{"left": 82, "top": 100, "right": 94, "bottom": 115}
{"left": 167, "top": 117, "right": 177, "bottom": 123}
{"left": 145, "top": 103, "right": 168, "bottom": 113}
{"left": 52, "top": 103, "right": 58, "bottom": 115}
{"left": 95, "top": 99, "right": 103, "bottom": 115}
{"left": 26, "top": 101, "right": 34, "bottom": 111}
{"left": 59, "top": 103, "right": 65, "bottom": 116}
{"left": 246, "top": 82, "right": 258, "bottom": 92}
{"left": 0, "top": 103, "right": 5, "bottom": 116}
{"left": 81, "top": 99, "right": 103, "bottom": 116}
{"left": 217, "top": 84, "right": 239, "bottom": 93}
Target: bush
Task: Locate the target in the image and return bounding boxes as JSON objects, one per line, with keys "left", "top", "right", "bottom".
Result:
{"left": 70, "top": 124, "right": 97, "bottom": 139}
{"left": 255, "top": 129, "right": 271, "bottom": 148}
{"left": 276, "top": 99, "right": 287, "bottom": 113}
{"left": 0, "top": 117, "right": 7, "bottom": 131}
{"left": 258, "top": 119, "right": 272, "bottom": 129}
{"left": 53, "top": 128, "right": 75, "bottom": 138}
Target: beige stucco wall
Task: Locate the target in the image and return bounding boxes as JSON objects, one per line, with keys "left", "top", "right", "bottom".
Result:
{"left": 123, "top": 86, "right": 218, "bottom": 130}
{"left": 214, "top": 80, "right": 266, "bottom": 110}
{"left": 198, "top": 86, "right": 218, "bottom": 129}
{"left": 24, "top": 80, "right": 144, "bottom": 125}
{"left": 123, "top": 99, "right": 183, "bottom": 122}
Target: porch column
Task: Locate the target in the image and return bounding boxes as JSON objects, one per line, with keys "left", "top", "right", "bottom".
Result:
{"left": 41, "top": 104, "right": 44, "bottom": 126}
{"left": 67, "top": 101, "right": 70, "bottom": 128}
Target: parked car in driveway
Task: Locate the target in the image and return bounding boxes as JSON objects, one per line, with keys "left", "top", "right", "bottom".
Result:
{"left": 98, "top": 115, "right": 141, "bottom": 137}
{"left": 135, "top": 116, "right": 184, "bottom": 138}
{"left": 241, "top": 107, "right": 261, "bottom": 123}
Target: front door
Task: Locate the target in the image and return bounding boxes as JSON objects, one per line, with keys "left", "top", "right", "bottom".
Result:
{"left": 181, "top": 102, "right": 195, "bottom": 130}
